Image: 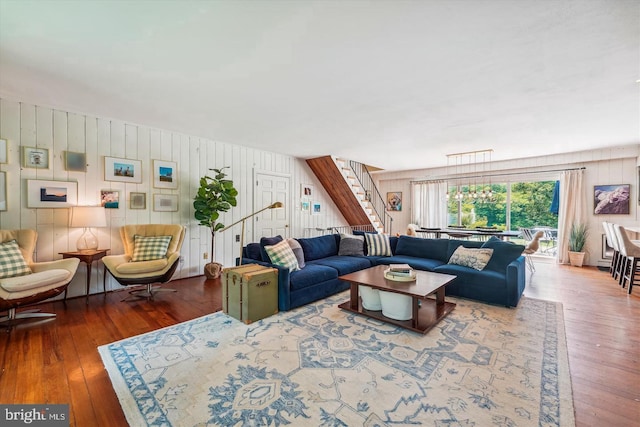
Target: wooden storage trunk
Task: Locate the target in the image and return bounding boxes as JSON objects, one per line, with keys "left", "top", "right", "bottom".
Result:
{"left": 222, "top": 264, "right": 279, "bottom": 324}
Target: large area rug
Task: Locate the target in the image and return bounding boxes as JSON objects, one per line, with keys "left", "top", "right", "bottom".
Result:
{"left": 99, "top": 293, "right": 575, "bottom": 426}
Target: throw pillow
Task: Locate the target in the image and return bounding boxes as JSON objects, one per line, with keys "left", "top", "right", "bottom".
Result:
{"left": 448, "top": 246, "right": 494, "bottom": 271}
{"left": 259, "top": 235, "right": 283, "bottom": 262}
{"left": 286, "top": 238, "right": 306, "bottom": 269}
{"left": 131, "top": 235, "right": 172, "bottom": 262}
{"left": 481, "top": 237, "right": 526, "bottom": 272}
{"left": 338, "top": 233, "right": 365, "bottom": 256}
{"left": 265, "top": 239, "right": 299, "bottom": 272}
{"left": 0, "top": 239, "right": 32, "bottom": 279}
{"left": 365, "top": 233, "right": 392, "bottom": 256}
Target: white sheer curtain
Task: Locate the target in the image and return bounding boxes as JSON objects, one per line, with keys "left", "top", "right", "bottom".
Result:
{"left": 557, "top": 169, "right": 587, "bottom": 264}
{"left": 411, "top": 181, "right": 448, "bottom": 228}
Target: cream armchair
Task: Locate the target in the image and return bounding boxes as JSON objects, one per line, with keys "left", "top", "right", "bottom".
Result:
{"left": 0, "top": 229, "right": 80, "bottom": 324}
{"left": 102, "top": 224, "right": 185, "bottom": 300}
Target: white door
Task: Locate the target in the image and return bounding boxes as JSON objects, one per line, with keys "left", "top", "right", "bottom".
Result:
{"left": 253, "top": 171, "right": 290, "bottom": 240}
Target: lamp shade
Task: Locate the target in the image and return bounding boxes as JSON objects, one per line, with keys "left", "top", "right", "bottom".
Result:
{"left": 70, "top": 206, "right": 107, "bottom": 252}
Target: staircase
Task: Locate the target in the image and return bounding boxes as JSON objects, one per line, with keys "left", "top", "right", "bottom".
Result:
{"left": 306, "top": 156, "right": 392, "bottom": 234}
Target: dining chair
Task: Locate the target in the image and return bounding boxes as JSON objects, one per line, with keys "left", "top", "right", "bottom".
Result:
{"left": 522, "top": 230, "right": 544, "bottom": 272}
{"left": 613, "top": 224, "right": 640, "bottom": 294}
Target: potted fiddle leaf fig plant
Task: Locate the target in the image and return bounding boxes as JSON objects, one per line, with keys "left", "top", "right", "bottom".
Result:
{"left": 193, "top": 167, "right": 238, "bottom": 279}
{"left": 568, "top": 222, "right": 588, "bottom": 267}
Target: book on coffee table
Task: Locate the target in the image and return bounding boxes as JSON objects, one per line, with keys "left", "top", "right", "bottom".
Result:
{"left": 389, "top": 263, "right": 412, "bottom": 273}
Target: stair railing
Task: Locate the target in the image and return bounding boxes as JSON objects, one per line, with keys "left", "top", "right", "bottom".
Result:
{"left": 348, "top": 160, "right": 393, "bottom": 234}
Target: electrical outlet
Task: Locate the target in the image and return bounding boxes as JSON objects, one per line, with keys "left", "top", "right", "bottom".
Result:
{"left": 203, "top": 252, "right": 209, "bottom": 260}
{"left": 235, "top": 234, "right": 240, "bottom": 242}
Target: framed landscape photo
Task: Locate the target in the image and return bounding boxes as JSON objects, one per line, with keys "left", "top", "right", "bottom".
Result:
{"left": 0, "top": 172, "right": 6, "bottom": 211}
{"left": 27, "top": 179, "right": 77, "bottom": 208}
{"left": 593, "top": 184, "right": 630, "bottom": 215}
{"left": 153, "top": 193, "right": 178, "bottom": 212}
{"left": 312, "top": 201, "right": 321, "bottom": 215}
{"left": 64, "top": 151, "right": 87, "bottom": 172}
{"left": 101, "top": 190, "right": 120, "bottom": 209}
{"left": 104, "top": 156, "right": 142, "bottom": 183}
{"left": 301, "top": 200, "right": 310, "bottom": 213}
{"left": 153, "top": 159, "right": 178, "bottom": 189}
{"left": 130, "top": 192, "right": 146, "bottom": 209}
{"left": 387, "top": 191, "right": 402, "bottom": 211}
{"left": 22, "top": 146, "right": 49, "bottom": 169}
{"left": 0, "top": 139, "right": 7, "bottom": 164}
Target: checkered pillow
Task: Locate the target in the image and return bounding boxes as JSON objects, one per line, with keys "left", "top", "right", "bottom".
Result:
{"left": 365, "top": 233, "right": 392, "bottom": 256}
{"left": 0, "top": 239, "right": 32, "bottom": 279}
{"left": 131, "top": 235, "right": 172, "bottom": 262}
{"left": 265, "top": 239, "right": 299, "bottom": 272}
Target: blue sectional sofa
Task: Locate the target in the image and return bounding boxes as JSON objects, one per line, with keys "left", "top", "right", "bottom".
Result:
{"left": 241, "top": 234, "right": 526, "bottom": 311}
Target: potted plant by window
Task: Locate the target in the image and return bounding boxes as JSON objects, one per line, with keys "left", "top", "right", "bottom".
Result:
{"left": 193, "top": 167, "right": 238, "bottom": 279}
{"left": 568, "top": 223, "right": 588, "bottom": 267}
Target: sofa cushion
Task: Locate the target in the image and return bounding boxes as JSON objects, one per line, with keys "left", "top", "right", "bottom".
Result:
{"left": 365, "top": 233, "right": 392, "bottom": 256}
{"left": 298, "top": 234, "right": 339, "bottom": 261}
{"left": 131, "top": 235, "right": 172, "bottom": 262}
{"left": 286, "top": 238, "right": 305, "bottom": 269}
{"left": 244, "top": 243, "right": 262, "bottom": 261}
{"left": 265, "top": 240, "right": 299, "bottom": 272}
{"left": 481, "top": 237, "right": 526, "bottom": 273}
{"left": 448, "top": 246, "right": 493, "bottom": 271}
{"left": 374, "top": 255, "right": 445, "bottom": 271}
{"left": 309, "top": 256, "right": 373, "bottom": 275}
{"left": 260, "top": 235, "right": 283, "bottom": 262}
{"left": 0, "top": 239, "right": 32, "bottom": 279}
{"left": 289, "top": 263, "right": 339, "bottom": 291}
{"left": 446, "top": 239, "right": 484, "bottom": 260}
{"left": 395, "top": 236, "right": 449, "bottom": 261}
{"left": 0, "top": 269, "right": 69, "bottom": 292}
{"left": 338, "top": 234, "right": 365, "bottom": 256}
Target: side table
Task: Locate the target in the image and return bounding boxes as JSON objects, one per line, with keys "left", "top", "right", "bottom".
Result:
{"left": 59, "top": 249, "right": 110, "bottom": 303}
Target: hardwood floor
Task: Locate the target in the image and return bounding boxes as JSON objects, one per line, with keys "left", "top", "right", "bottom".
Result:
{"left": 1, "top": 261, "right": 638, "bottom": 426}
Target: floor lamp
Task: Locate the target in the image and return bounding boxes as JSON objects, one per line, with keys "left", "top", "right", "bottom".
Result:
{"left": 219, "top": 201, "right": 283, "bottom": 266}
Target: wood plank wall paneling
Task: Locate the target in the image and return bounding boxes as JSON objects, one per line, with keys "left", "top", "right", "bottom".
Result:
{"left": 0, "top": 98, "right": 348, "bottom": 298}
{"left": 374, "top": 145, "right": 640, "bottom": 262}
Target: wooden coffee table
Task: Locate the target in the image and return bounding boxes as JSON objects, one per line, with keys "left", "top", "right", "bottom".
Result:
{"left": 338, "top": 265, "right": 457, "bottom": 334}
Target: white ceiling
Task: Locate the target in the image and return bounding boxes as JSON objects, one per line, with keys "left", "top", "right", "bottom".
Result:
{"left": 0, "top": 0, "right": 638, "bottom": 171}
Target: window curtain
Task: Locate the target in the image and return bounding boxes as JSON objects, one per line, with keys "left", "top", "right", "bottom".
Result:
{"left": 411, "top": 181, "right": 448, "bottom": 228}
{"left": 556, "top": 169, "right": 587, "bottom": 264}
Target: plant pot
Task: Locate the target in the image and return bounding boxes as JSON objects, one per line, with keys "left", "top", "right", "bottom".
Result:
{"left": 568, "top": 251, "right": 585, "bottom": 267}
{"left": 204, "top": 262, "right": 223, "bottom": 279}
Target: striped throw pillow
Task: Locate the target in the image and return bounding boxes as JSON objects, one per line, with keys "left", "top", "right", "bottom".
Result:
{"left": 131, "top": 235, "right": 172, "bottom": 262}
{"left": 365, "top": 233, "right": 392, "bottom": 256}
{"left": 265, "top": 239, "right": 299, "bottom": 272}
{"left": 0, "top": 240, "right": 32, "bottom": 279}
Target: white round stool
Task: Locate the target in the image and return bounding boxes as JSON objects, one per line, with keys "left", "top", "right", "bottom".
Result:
{"left": 379, "top": 291, "right": 412, "bottom": 320}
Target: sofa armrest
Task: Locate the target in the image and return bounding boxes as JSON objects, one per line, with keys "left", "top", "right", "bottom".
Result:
{"left": 505, "top": 256, "right": 526, "bottom": 307}
{"left": 240, "top": 257, "right": 291, "bottom": 311}
{"left": 30, "top": 258, "right": 80, "bottom": 275}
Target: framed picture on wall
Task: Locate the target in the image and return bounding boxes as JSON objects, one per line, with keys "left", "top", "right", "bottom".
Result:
{"left": 64, "top": 151, "right": 87, "bottom": 172}
{"left": 101, "top": 190, "right": 120, "bottom": 209}
{"left": 312, "top": 201, "right": 321, "bottom": 215}
{"left": 0, "top": 139, "right": 7, "bottom": 164}
{"left": 130, "top": 192, "right": 146, "bottom": 209}
{"left": 0, "top": 172, "right": 6, "bottom": 211}
{"left": 153, "top": 159, "right": 178, "bottom": 189}
{"left": 27, "top": 179, "right": 77, "bottom": 208}
{"left": 154, "top": 193, "right": 178, "bottom": 212}
{"left": 301, "top": 183, "right": 313, "bottom": 198}
{"left": 22, "top": 146, "right": 49, "bottom": 169}
{"left": 104, "top": 156, "right": 142, "bottom": 183}
{"left": 387, "top": 191, "right": 402, "bottom": 211}
{"left": 593, "top": 184, "right": 630, "bottom": 215}
{"left": 301, "top": 200, "right": 310, "bottom": 213}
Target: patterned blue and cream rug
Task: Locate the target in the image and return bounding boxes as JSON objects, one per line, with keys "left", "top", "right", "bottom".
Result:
{"left": 98, "top": 293, "right": 575, "bottom": 426}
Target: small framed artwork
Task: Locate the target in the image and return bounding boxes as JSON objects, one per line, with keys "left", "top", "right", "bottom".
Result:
{"left": 130, "top": 192, "right": 146, "bottom": 209}
{"left": 387, "top": 191, "right": 402, "bottom": 211}
{"left": 101, "top": 190, "right": 120, "bottom": 209}
{"left": 0, "top": 138, "right": 7, "bottom": 164}
{"left": 312, "top": 201, "right": 321, "bottom": 215}
{"left": 27, "top": 179, "right": 77, "bottom": 208}
{"left": 104, "top": 156, "right": 142, "bottom": 183}
{"left": 154, "top": 193, "right": 178, "bottom": 212}
{"left": 301, "top": 200, "right": 310, "bottom": 213}
{"left": 153, "top": 159, "right": 178, "bottom": 189}
{"left": 594, "top": 184, "right": 630, "bottom": 215}
{"left": 64, "top": 151, "right": 87, "bottom": 172}
{"left": 0, "top": 172, "right": 6, "bottom": 211}
{"left": 22, "top": 146, "right": 49, "bottom": 169}
{"left": 301, "top": 183, "right": 313, "bottom": 198}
